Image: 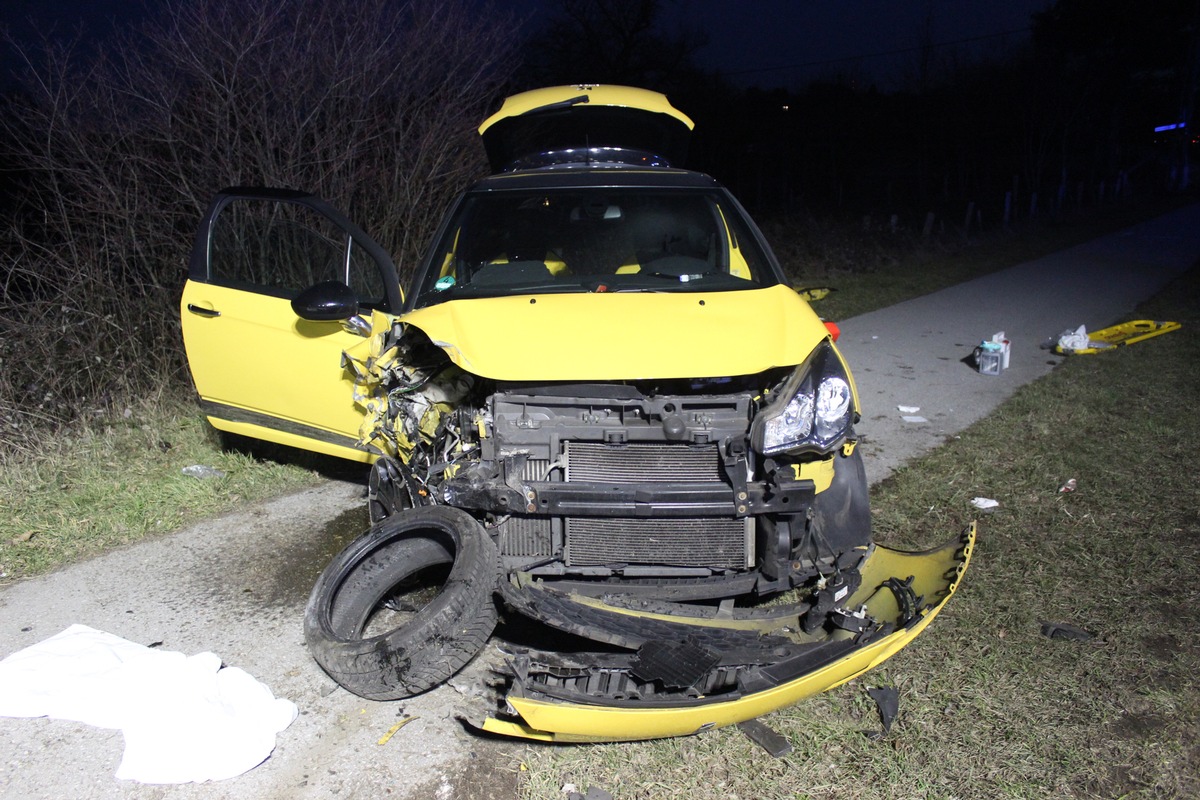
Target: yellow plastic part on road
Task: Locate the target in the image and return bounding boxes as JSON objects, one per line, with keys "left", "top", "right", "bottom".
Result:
{"left": 1055, "top": 319, "right": 1181, "bottom": 355}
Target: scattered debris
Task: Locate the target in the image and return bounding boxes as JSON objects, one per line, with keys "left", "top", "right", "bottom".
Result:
{"left": 970, "top": 497, "right": 999, "bottom": 510}
{"left": 901, "top": 415, "right": 928, "bottom": 423}
{"left": 181, "top": 465, "right": 225, "bottom": 479}
{"left": 795, "top": 286, "right": 834, "bottom": 302}
{"left": 1056, "top": 325, "right": 1093, "bottom": 352}
{"left": 10, "top": 531, "right": 36, "bottom": 545}
{"left": 738, "top": 718, "right": 793, "bottom": 757}
{"left": 897, "top": 405, "right": 920, "bottom": 413}
{"left": 566, "top": 786, "right": 614, "bottom": 800}
{"left": 376, "top": 715, "right": 416, "bottom": 745}
{"left": 1039, "top": 620, "right": 1095, "bottom": 641}
{"left": 1058, "top": 478, "right": 1077, "bottom": 493}
{"left": 974, "top": 331, "right": 1011, "bottom": 375}
{"left": 1055, "top": 320, "right": 1180, "bottom": 355}
{"left": 862, "top": 685, "right": 900, "bottom": 739}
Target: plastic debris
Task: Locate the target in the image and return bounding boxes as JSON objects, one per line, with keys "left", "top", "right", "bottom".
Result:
{"left": 181, "top": 465, "right": 226, "bottom": 479}
{"left": 901, "top": 415, "right": 928, "bottom": 423}
{"left": 1055, "top": 320, "right": 1180, "bottom": 355}
{"left": 567, "top": 788, "right": 614, "bottom": 800}
{"left": 897, "top": 405, "right": 920, "bottom": 413}
{"left": 738, "top": 718, "right": 793, "bottom": 757}
{"left": 1057, "top": 325, "right": 1091, "bottom": 352}
{"left": 1058, "top": 478, "right": 1077, "bottom": 493}
{"left": 376, "top": 716, "right": 416, "bottom": 745}
{"left": 970, "top": 497, "right": 999, "bottom": 510}
{"left": 1039, "top": 620, "right": 1094, "bottom": 641}
{"left": 863, "top": 685, "right": 900, "bottom": 739}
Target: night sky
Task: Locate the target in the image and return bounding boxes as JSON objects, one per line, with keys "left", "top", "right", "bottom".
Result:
{"left": 2, "top": 0, "right": 1054, "bottom": 92}
{"left": 676, "top": 0, "right": 1053, "bottom": 89}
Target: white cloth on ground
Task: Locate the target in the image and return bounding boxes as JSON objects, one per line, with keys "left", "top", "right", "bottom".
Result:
{"left": 0, "top": 624, "right": 297, "bottom": 784}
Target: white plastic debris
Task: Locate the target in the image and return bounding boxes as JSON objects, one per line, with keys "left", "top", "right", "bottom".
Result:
{"left": 1057, "top": 325, "right": 1091, "bottom": 352}
{"left": 970, "top": 497, "right": 999, "bottom": 510}
{"left": 181, "top": 465, "right": 225, "bottom": 479}
{"left": 901, "top": 415, "right": 928, "bottom": 423}
{"left": 897, "top": 405, "right": 920, "bottom": 413}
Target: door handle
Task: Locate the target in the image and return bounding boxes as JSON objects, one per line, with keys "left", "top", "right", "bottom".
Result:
{"left": 187, "top": 304, "right": 221, "bottom": 318}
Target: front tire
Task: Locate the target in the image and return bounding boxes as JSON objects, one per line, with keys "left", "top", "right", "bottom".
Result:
{"left": 304, "top": 506, "right": 499, "bottom": 699}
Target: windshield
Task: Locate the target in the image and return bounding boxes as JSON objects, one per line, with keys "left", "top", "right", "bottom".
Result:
{"left": 412, "top": 188, "right": 781, "bottom": 307}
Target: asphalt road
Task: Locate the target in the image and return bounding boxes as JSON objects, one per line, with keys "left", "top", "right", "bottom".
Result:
{"left": 1, "top": 203, "right": 1198, "bottom": 799}
{"left": 838, "top": 203, "right": 1200, "bottom": 483}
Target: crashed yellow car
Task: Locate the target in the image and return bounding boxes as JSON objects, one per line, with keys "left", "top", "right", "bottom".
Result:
{"left": 180, "top": 85, "right": 971, "bottom": 742}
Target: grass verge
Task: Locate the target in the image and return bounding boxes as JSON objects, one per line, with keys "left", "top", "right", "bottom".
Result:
{"left": 515, "top": 264, "right": 1200, "bottom": 797}
{"left": 0, "top": 390, "right": 326, "bottom": 580}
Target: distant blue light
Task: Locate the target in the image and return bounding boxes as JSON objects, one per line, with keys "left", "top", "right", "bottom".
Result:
{"left": 1154, "top": 122, "right": 1186, "bottom": 132}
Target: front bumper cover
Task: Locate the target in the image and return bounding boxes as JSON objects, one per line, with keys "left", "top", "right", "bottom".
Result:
{"left": 478, "top": 523, "right": 974, "bottom": 742}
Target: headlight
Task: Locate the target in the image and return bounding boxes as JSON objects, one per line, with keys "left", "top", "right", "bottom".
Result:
{"left": 753, "top": 342, "right": 855, "bottom": 455}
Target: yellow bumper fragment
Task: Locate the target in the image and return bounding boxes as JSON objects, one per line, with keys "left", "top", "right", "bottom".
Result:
{"left": 481, "top": 524, "right": 974, "bottom": 742}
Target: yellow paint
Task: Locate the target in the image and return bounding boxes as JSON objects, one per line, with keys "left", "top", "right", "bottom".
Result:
{"left": 479, "top": 85, "right": 694, "bottom": 136}
{"left": 181, "top": 281, "right": 379, "bottom": 457}
{"left": 481, "top": 524, "right": 974, "bottom": 742}
{"left": 401, "top": 284, "right": 829, "bottom": 381}
{"left": 796, "top": 456, "right": 836, "bottom": 493}
{"left": 377, "top": 716, "right": 417, "bottom": 745}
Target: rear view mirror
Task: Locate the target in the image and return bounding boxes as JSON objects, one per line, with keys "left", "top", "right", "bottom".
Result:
{"left": 292, "top": 280, "right": 358, "bottom": 321}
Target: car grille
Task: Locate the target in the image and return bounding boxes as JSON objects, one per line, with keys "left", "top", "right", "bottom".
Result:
{"left": 565, "top": 441, "right": 723, "bottom": 483}
{"left": 563, "top": 442, "right": 749, "bottom": 570}
{"left": 565, "top": 516, "right": 752, "bottom": 569}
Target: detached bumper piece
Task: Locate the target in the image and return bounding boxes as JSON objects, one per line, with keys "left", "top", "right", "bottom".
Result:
{"left": 479, "top": 524, "right": 974, "bottom": 742}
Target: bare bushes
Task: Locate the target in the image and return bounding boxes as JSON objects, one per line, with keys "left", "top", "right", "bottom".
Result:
{"left": 0, "top": 0, "right": 518, "bottom": 446}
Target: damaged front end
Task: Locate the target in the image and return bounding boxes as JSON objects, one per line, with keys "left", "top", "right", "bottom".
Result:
{"left": 323, "top": 313, "right": 974, "bottom": 742}
{"left": 482, "top": 526, "right": 973, "bottom": 741}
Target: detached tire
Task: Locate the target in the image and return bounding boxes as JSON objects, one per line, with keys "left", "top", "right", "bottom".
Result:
{"left": 304, "top": 506, "right": 499, "bottom": 700}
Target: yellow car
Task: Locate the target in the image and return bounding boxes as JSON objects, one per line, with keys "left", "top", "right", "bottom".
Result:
{"left": 181, "top": 85, "right": 971, "bottom": 742}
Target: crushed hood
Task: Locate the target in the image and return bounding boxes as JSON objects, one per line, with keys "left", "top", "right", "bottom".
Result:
{"left": 397, "top": 284, "right": 829, "bottom": 381}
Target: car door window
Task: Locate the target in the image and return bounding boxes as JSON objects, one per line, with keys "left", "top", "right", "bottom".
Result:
{"left": 208, "top": 198, "right": 388, "bottom": 308}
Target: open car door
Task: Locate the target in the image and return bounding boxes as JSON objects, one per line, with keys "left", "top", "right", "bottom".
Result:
{"left": 180, "top": 188, "right": 403, "bottom": 462}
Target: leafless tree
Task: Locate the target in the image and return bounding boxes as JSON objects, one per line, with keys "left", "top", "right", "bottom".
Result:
{"left": 525, "top": 0, "right": 705, "bottom": 90}
{"left": 0, "top": 0, "right": 519, "bottom": 442}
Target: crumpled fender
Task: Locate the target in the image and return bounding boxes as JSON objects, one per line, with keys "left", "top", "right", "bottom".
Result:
{"left": 478, "top": 524, "right": 974, "bottom": 742}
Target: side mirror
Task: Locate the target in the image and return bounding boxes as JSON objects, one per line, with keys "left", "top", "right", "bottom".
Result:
{"left": 292, "top": 280, "right": 358, "bottom": 321}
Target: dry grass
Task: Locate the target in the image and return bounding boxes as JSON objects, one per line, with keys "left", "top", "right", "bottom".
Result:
{"left": 0, "top": 389, "right": 325, "bottom": 580}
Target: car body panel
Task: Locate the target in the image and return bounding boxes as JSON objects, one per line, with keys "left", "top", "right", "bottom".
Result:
{"left": 180, "top": 281, "right": 379, "bottom": 461}
{"left": 399, "top": 284, "right": 832, "bottom": 382}
{"left": 479, "top": 85, "right": 695, "bottom": 172}
{"left": 479, "top": 524, "right": 975, "bottom": 742}
{"left": 181, "top": 189, "right": 402, "bottom": 459}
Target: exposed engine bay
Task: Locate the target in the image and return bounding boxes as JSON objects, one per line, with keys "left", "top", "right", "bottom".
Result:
{"left": 347, "top": 321, "right": 871, "bottom": 600}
